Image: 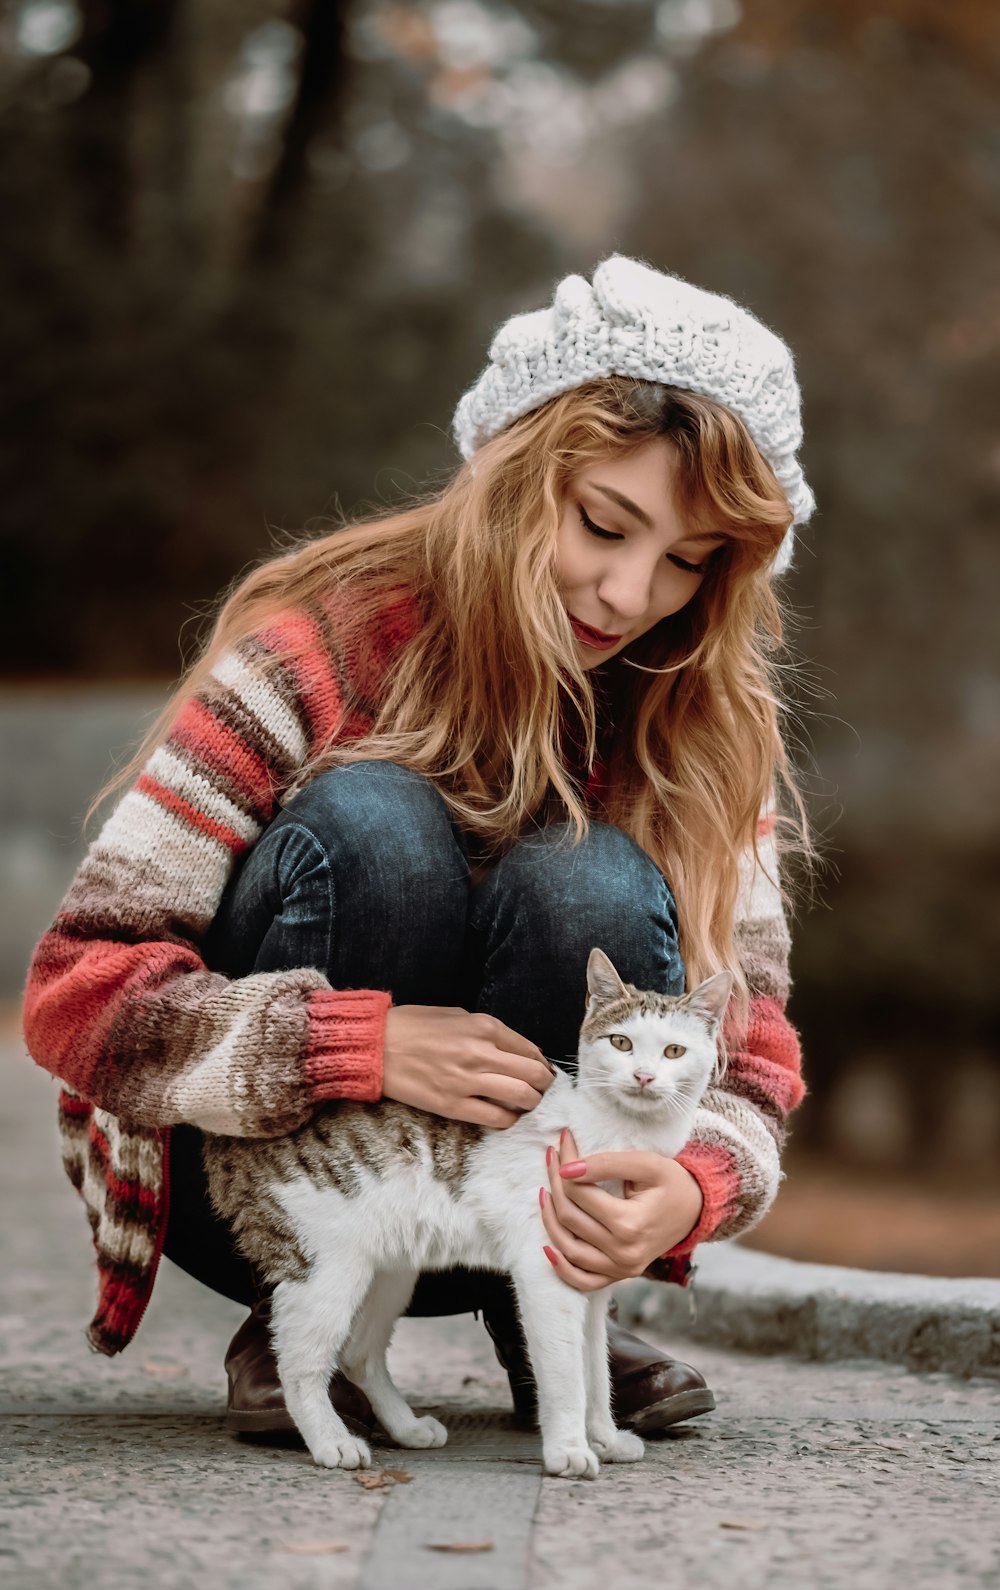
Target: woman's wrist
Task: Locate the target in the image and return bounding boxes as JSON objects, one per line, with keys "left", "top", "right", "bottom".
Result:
{"left": 661, "top": 1159, "right": 704, "bottom": 1250}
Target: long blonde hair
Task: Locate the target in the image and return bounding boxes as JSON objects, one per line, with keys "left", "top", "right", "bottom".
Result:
{"left": 92, "top": 376, "right": 812, "bottom": 1031}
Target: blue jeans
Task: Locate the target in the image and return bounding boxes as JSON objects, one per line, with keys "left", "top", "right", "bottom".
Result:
{"left": 164, "top": 761, "right": 684, "bottom": 1311}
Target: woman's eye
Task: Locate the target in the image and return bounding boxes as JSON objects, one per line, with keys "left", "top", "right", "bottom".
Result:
{"left": 609, "top": 1033, "right": 633, "bottom": 1052}
{"left": 578, "top": 506, "right": 707, "bottom": 573}
{"left": 577, "top": 505, "right": 622, "bottom": 541}
{"left": 664, "top": 1043, "right": 687, "bottom": 1059}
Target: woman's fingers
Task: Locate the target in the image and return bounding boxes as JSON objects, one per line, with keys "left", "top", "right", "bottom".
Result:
{"left": 553, "top": 1130, "right": 636, "bottom": 1236}
{"left": 560, "top": 1150, "right": 672, "bottom": 1186}
{"left": 477, "top": 1070, "right": 547, "bottom": 1114}
{"left": 546, "top": 1150, "right": 619, "bottom": 1250}
{"left": 480, "top": 1047, "right": 556, "bottom": 1097}
{"left": 542, "top": 1242, "right": 613, "bottom": 1293}
{"left": 473, "top": 1013, "right": 550, "bottom": 1069}
{"left": 539, "top": 1190, "right": 621, "bottom": 1277}
{"left": 382, "top": 1005, "right": 552, "bottom": 1122}
{"left": 557, "top": 1179, "right": 626, "bottom": 1229}
{"left": 459, "top": 1097, "right": 521, "bottom": 1130}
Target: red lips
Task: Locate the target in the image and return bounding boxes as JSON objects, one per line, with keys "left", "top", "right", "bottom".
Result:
{"left": 569, "top": 615, "right": 622, "bottom": 649}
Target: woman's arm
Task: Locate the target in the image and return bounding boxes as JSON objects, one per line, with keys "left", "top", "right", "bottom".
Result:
{"left": 663, "top": 809, "right": 805, "bottom": 1257}
{"left": 22, "top": 608, "right": 392, "bottom": 1137}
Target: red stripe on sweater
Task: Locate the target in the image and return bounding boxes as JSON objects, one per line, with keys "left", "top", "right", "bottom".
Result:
{"left": 745, "top": 995, "right": 803, "bottom": 1072}
{"left": 88, "top": 1120, "right": 158, "bottom": 1213}
{"left": 259, "top": 609, "right": 345, "bottom": 752}
{"left": 58, "top": 1089, "right": 91, "bottom": 1120}
{"left": 134, "top": 772, "right": 249, "bottom": 854}
{"left": 724, "top": 1049, "right": 804, "bottom": 1118}
{"left": 23, "top": 936, "right": 205, "bottom": 1100}
{"left": 670, "top": 1140, "right": 742, "bottom": 1253}
{"left": 170, "top": 698, "right": 278, "bottom": 818}
{"left": 90, "top": 1266, "right": 147, "bottom": 1354}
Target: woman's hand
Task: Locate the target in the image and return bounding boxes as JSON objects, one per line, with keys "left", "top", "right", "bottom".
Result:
{"left": 382, "top": 1005, "right": 554, "bottom": 1129}
{"left": 538, "top": 1128, "right": 704, "bottom": 1292}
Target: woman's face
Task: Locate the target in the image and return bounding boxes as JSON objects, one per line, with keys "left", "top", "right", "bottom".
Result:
{"left": 554, "top": 436, "right": 725, "bottom": 669}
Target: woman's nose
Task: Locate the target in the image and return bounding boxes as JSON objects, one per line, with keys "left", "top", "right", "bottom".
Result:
{"left": 597, "top": 561, "right": 656, "bottom": 622}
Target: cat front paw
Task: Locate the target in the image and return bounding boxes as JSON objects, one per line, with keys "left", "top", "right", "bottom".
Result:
{"left": 542, "top": 1442, "right": 600, "bottom": 1480}
{"left": 590, "top": 1428, "right": 644, "bottom": 1463}
{"left": 309, "top": 1434, "right": 372, "bottom": 1470}
{"left": 396, "top": 1414, "right": 448, "bottom": 1449}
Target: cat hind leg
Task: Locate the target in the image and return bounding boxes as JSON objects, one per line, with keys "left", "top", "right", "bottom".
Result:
{"left": 271, "top": 1261, "right": 375, "bottom": 1470}
{"left": 341, "top": 1269, "right": 448, "bottom": 1450}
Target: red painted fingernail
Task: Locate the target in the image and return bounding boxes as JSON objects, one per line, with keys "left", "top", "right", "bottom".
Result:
{"left": 539, "top": 1187, "right": 547, "bottom": 1208}
{"left": 545, "top": 1145, "right": 554, "bottom": 1167}
{"left": 543, "top": 1245, "right": 559, "bottom": 1267}
{"left": 560, "top": 1160, "right": 587, "bottom": 1179}
{"left": 559, "top": 1127, "right": 568, "bottom": 1147}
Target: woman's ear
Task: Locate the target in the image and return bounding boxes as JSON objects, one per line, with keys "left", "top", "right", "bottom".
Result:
{"left": 586, "top": 947, "right": 628, "bottom": 1008}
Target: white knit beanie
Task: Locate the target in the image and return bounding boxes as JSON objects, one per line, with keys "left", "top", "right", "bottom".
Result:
{"left": 452, "top": 254, "right": 814, "bottom": 574}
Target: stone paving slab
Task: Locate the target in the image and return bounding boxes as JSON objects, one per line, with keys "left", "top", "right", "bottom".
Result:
{"left": 4, "top": 1038, "right": 999, "bottom": 1589}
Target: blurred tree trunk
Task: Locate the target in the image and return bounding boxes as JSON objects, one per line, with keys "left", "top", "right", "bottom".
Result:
{"left": 247, "top": 0, "right": 349, "bottom": 270}
{"left": 68, "top": 0, "right": 180, "bottom": 251}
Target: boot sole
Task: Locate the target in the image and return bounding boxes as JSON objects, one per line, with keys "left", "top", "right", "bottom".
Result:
{"left": 225, "top": 1407, "right": 373, "bottom": 1441}
{"left": 624, "top": 1387, "right": 716, "bottom": 1435}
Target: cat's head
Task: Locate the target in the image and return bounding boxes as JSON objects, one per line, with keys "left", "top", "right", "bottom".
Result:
{"left": 576, "top": 947, "right": 733, "bottom": 1121}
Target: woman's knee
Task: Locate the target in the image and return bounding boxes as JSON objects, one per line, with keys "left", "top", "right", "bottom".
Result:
{"left": 208, "top": 761, "right": 470, "bottom": 980}
{"left": 211, "top": 761, "right": 474, "bottom": 999}
{"left": 488, "top": 820, "right": 684, "bottom": 994}
{"left": 277, "top": 761, "right": 467, "bottom": 891}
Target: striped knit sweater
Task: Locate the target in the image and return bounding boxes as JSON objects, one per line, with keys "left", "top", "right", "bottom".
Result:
{"left": 22, "top": 586, "right": 804, "bottom": 1355}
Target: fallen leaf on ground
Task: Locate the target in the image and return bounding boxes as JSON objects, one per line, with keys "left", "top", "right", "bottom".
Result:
{"left": 426, "top": 1542, "right": 495, "bottom": 1553}
{"left": 141, "top": 1360, "right": 189, "bottom": 1377}
{"left": 353, "top": 1469, "right": 414, "bottom": 1489}
{"left": 719, "top": 1519, "right": 767, "bottom": 1531}
{"left": 281, "top": 1541, "right": 349, "bottom": 1555}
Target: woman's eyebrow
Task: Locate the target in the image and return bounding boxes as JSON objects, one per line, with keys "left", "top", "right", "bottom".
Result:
{"left": 590, "top": 482, "right": 654, "bottom": 528}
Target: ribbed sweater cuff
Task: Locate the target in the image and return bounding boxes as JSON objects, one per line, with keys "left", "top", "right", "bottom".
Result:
{"left": 304, "top": 988, "right": 392, "bottom": 1103}
{"left": 662, "top": 1141, "right": 741, "bottom": 1257}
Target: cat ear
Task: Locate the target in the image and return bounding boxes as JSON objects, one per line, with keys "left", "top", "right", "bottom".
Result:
{"left": 684, "top": 970, "right": 734, "bottom": 1026}
{"left": 586, "top": 947, "right": 628, "bottom": 1008}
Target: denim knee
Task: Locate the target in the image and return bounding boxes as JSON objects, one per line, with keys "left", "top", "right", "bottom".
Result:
{"left": 476, "top": 819, "right": 684, "bottom": 999}
{"left": 207, "top": 761, "right": 473, "bottom": 1003}
{"left": 278, "top": 760, "right": 467, "bottom": 890}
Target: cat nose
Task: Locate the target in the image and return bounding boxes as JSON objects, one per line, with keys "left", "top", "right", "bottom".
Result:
{"left": 633, "top": 1070, "right": 654, "bottom": 1088}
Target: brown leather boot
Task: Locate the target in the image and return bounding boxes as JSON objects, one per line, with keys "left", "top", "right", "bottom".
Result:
{"left": 224, "top": 1295, "right": 374, "bottom": 1440}
{"left": 482, "top": 1294, "right": 715, "bottom": 1434}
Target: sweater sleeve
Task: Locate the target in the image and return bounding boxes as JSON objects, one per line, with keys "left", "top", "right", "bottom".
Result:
{"left": 663, "top": 808, "right": 806, "bottom": 1257}
{"left": 21, "top": 608, "right": 391, "bottom": 1138}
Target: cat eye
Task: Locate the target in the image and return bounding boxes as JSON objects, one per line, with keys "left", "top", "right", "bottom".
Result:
{"left": 609, "top": 1034, "right": 633, "bottom": 1053}
{"left": 664, "top": 1043, "right": 686, "bottom": 1059}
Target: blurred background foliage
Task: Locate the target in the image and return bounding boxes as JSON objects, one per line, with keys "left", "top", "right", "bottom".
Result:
{"left": 2, "top": 0, "right": 998, "bottom": 1268}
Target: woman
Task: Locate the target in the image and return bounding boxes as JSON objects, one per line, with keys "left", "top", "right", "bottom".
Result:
{"left": 22, "top": 255, "right": 811, "bottom": 1441}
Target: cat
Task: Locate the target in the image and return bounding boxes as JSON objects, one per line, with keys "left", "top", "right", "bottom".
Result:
{"left": 202, "top": 947, "right": 732, "bottom": 1479}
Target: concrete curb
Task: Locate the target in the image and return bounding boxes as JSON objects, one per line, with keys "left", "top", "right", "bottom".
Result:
{"left": 617, "top": 1242, "right": 1000, "bottom": 1379}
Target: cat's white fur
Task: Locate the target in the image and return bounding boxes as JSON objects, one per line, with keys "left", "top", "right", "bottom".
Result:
{"left": 268, "top": 949, "right": 731, "bottom": 1478}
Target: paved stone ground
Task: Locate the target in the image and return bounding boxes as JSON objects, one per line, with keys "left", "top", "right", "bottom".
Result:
{"left": 3, "top": 1039, "right": 998, "bottom": 1590}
